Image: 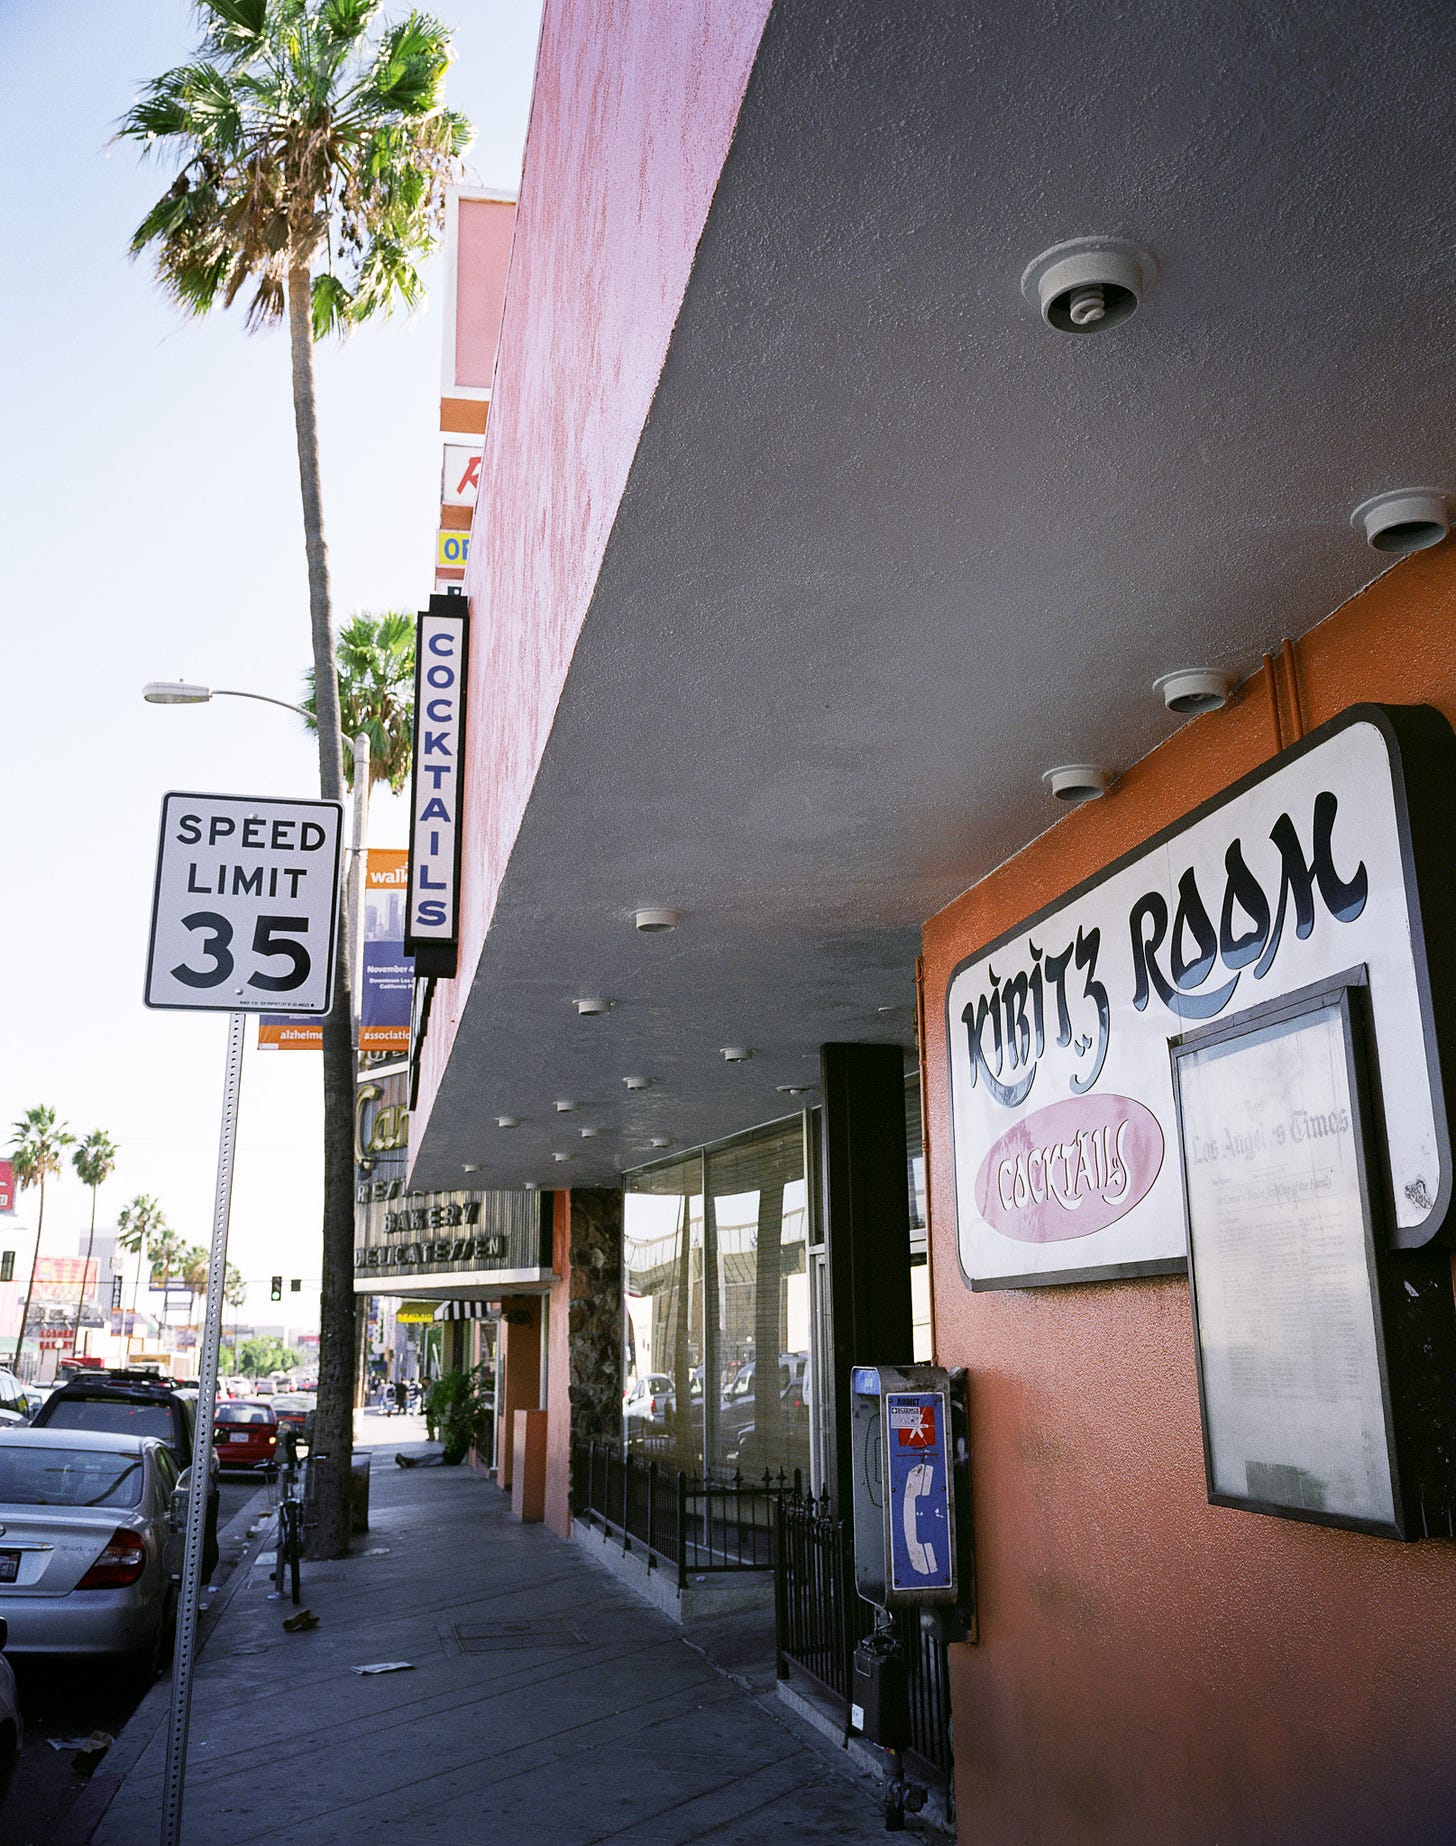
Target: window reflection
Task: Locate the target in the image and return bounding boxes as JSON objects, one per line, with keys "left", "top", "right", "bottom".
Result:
{"left": 623, "top": 1122, "right": 809, "bottom": 1483}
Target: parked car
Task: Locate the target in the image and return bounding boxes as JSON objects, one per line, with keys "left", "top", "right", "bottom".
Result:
{"left": 214, "top": 1401, "right": 279, "bottom": 1473}
{"left": 30, "top": 1371, "right": 219, "bottom": 1579}
{"left": 0, "top": 1374, "right": 30, "bottom": 1429}
{"left": 271, "top": 1393, "right": 315, "bottom": 1438}
{"left": 0, "top": 1427, "right": 185, "bottom": 1680}
{"left": 721, "top": 1352, "right": 810, "bottom": 1465}
{"left": 623, "top": 1373, "right": 676, "bottom": 1428}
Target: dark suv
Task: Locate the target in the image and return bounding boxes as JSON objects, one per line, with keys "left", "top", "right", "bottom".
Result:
{"left": 30, "top": 1370, "right": 220, "bottom": 1579}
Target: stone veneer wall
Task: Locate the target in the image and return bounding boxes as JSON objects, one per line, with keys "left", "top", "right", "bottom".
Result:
{"left": 544, "top": 1188, "right": 623, "bottom": 1535}
{"left": 567, "top": 1188, "right": 623, "bottom": 1438}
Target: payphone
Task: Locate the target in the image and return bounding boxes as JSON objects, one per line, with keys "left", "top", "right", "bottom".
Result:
{"left": 848, "top": 1364, "right": 963, "bottom": 1829}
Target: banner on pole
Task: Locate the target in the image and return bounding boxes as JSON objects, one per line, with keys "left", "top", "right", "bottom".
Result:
{"left": 259, "top": 849, "right": 413, "bottom": 1049}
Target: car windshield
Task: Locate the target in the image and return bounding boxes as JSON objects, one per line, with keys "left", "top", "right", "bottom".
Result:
{"left": 216, "top": 1405, "right": 273, "bottom": 1426}
{"left": 0, "top": 1445, "right": 145, "bottom": 1508}
{"left": 45, "top": 1399, "right": 173, "bottom": 1443}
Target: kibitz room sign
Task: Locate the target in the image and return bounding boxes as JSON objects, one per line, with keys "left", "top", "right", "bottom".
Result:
{"left": 944, "top": 706, "right": 1456, "bottom": 1289}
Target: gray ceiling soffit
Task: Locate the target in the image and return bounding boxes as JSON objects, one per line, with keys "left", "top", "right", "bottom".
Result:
{"left": 409, "top": 0, "right": 1456, "bottom": 1191}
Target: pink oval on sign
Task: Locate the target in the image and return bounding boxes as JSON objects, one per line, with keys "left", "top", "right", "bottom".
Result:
{"left": 974, "top": 1094, "right": 1164, "bottom": 1244}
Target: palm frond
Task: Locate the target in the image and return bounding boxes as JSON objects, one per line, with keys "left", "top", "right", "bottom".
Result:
{"left": 196, "top": 0, "right": 270, "bottom": 60}
{"left": 321, "top": 0, "right": 381, "bottom": 47}
{"left": 311, "top": 268, "right": 354, "bottom": 338}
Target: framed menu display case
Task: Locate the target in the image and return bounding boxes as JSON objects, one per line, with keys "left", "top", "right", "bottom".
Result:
{"left": 1169, "top": 973, "right": 1407, "bottom": 1537}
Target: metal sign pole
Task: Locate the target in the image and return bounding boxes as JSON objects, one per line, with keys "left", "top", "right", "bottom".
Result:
{"left": 160, "top": 1008, "right": 245, "bottom": 1846}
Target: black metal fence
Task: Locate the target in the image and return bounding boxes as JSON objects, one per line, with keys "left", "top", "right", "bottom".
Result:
{"left": 571, "top": 1437, "right": 784, "bottom": 1588}
{"left": 774, "top": 1489, "right": 955, "bottom": 1782}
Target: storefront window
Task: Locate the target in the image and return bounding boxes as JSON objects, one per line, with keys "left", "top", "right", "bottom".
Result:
{"left": 623, "top": 1122, "right": 809, "bottom": 1482}
{"left": 906, "top": 1078, "right": 931, "bottom": 1362}
{"left": 705, "top": 1120, "right": 809, "bottom": 1483}
{"left": 623, "top": 1156, "right": 703, "bottom": 1467}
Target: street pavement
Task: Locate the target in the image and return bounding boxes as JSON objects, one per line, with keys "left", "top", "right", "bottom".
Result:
{"left": 76, "top": 1410, "right": 903, "bottom": 1844}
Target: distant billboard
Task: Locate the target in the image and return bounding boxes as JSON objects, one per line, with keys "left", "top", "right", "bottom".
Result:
{"left": 0, "top": 1163, "right": 12, "bottom": 1214}
{"left": 260, "top": 849, "right": 413, "bottom": 1051}
{"left": 35, "top": 1257, "right": 97, "bottom": 1292}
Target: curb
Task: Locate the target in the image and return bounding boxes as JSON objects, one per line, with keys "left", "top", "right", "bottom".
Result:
{"left": 52, "top": 1485, "right": 276, "bottom": 1846}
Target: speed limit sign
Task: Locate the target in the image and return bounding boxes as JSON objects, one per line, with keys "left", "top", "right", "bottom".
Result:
{"left": 144, "top": 792, "right": 343, "bottom": 1013}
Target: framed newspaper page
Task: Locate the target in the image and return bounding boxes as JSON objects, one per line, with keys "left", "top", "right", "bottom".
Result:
{"left": 1169, "top": 973, "right": 1405, "bottom": 1538}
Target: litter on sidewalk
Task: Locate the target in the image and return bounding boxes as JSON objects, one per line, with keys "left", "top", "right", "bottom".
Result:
{"left": 352, "top": 1661, "right": 415, "bottom": 1675}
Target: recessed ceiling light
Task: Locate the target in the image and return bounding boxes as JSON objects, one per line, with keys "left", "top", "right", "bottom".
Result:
{"left": 720, "top": 1047, "right": 752, "bottom": 1062}
{"left": 1350, "top": 488, "right": 1449, "bottom": 555}
{"left": 580, "top": 1126, "right": 599, "bottom": 1138}
{"left": 1042, "top": 764, "right": 1111, "bottom": 804}
{"left": 495, "top": 1116, "right": 519, "bottom": 1129}
{"left": 623, "top": 1077, "right": 651, "bottom": 1091}
{"left": 555, "top": 1100, "right": 577, "bottom": 1113}
{"left": 649, "top": 1136, "right": 671, "bottom": 1148}
{"left": 553, "top": 1151, "right": 571, "bottom": 1163}
{"left": 634, "top": 908, "right": 681, "bottom": 933}
{"left": 875, "top": 1005, "right": 898, "bottom": 1015}
{"left": 462, "top": 1163, "right": 480, "bottom": 1172}
{"left": 1021, "top": 236, "right": 1154, "bottom": 333}
{"left": 776, "top": 1085, "right": 810, "bottom": 1096}
{"left": 574, "top": 998, "right": 612, "bottom": 1016}
{"left": 1154, "top": 669, "right": 1231, "bottom": 715}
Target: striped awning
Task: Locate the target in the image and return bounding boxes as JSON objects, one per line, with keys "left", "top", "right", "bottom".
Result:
{"left": 433, "top": 1299, "right": 494, "bottom": 1321}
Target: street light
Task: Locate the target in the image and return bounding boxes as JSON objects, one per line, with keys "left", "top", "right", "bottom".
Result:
{"left": 141, "top": 680, "right": 372, "bottom": 1045}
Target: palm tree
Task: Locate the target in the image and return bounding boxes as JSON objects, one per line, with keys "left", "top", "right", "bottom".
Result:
{"left": 71, "top": 1130, "right": 119, "bottom": 1352}
{"left": 303, "top": 611, "right": 416, "bottom": 795}
{"left": 118, "top": 1195, "right": 168, "bottom": 1352}
{"left": 223, "top": 1263, "right": 249, "bottom": 1370}
{"left": 9, "top": 1107, "right": 75, "bottom": 1370}
{"left": 121, "top": 0, "right": 471, "bottom": 1561}
{"left": 180, "top": 1244, "right": 210, "bottom": 1325}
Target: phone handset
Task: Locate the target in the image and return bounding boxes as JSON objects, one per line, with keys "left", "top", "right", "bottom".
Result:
{"left": 901, "top": 1460, "right": 937, "bottom": 1576}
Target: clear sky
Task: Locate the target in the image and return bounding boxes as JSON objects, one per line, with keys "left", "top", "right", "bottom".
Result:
{"left": 0, "top": 0, "right": 543, "bottom": 1333}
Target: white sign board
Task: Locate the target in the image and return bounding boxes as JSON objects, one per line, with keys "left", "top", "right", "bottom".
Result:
{"left": 442, "top": 442, "right": 482, "bottom": 508}
{"left": 145, "top": 793, "right": 342, "bottom": 1013}
{"left": 945, "top": 708, "right": 1452, "bottom": 1288}
{"left": 404, "top": 601, "right": 468, "bottom": 966}
{"left": 1174, "top": 993, "right": 1399, "bottom": 1533}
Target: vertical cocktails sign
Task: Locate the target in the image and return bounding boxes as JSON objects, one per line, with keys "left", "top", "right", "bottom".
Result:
{"left": 405, "top": 596, "right": 469, "bottom": 978}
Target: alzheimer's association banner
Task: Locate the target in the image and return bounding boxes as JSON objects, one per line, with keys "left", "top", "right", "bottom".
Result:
{"left": 259, "top": 849, "right": 413, "bottom": 1051}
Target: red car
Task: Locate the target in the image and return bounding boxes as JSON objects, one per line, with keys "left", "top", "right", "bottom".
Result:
{"left": 213, "top": 1400, "right": 279, "bottom": 1472}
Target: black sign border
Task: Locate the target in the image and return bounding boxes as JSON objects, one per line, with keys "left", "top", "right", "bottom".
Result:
{"left": 404, "top": 595, "right": 470, "bottom": 978}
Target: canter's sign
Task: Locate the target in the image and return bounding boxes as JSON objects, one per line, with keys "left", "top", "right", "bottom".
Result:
{"left": 145, "top": 793, "right": 342, "bottom": 1013}
{"left": 442, "top": 443, "right": 482, "bottom": 509}
{"left": 405, "top": 599, "right": 469, "bottom": 977}
{"left": 437, "top": 529, "right": 470, "bottom": 568}
{"left": 945, "top": 707, "right": 1456, "bottom": 1289}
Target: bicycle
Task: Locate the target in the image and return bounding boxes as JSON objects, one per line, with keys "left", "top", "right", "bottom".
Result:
{"left": 259, "top": 1429, "right": 327, "bottom": 1606}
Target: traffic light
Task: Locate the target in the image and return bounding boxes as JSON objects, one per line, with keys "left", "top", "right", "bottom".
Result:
{"left": 270, "top": 1276, "right": 282, "bottom": 1301}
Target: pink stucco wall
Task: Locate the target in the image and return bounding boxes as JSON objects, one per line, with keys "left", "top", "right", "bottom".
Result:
{"left": 451, "top": 197, "right": 516, "bottom": 392}
{"left": 414, "top": 0, "right": 773, "bottom": 1141}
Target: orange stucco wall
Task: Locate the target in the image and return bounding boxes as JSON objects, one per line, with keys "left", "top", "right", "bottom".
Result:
{"left": 922, "top": 547, "right": 1456, "bottom": 1844}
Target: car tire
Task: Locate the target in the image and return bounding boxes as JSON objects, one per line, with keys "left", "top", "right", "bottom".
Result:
{"left": 0, "top": 1719, "right": 18, "bottom": 1805}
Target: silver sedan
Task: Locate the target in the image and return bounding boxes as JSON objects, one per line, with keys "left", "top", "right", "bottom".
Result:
{"left": 0, "top": 1428, "right": 185, "bottom": 1672}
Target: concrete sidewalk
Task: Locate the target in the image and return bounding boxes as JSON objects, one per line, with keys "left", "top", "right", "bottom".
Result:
{"left": 84, "top": 1455, "right": 902, "bottom": 1844}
